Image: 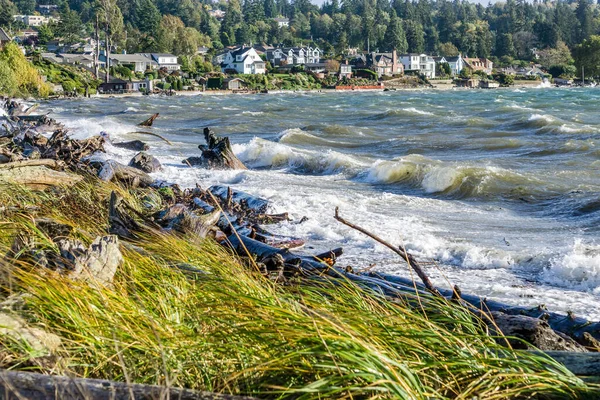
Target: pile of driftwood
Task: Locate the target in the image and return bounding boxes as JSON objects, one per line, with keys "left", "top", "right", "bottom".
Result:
{"left": 2, "top": 98, "right": 600, "bottom": 385}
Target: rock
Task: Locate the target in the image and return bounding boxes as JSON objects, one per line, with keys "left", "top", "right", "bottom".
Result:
{"left": 98, "top": 160, "right": 153, "bottom": 187}
{"left": 55, "top": 236, "right": 123, "bottom": 285}
{"left": 0, "top": 312, "right": 61, "bottom": 354}
{"left": 128, "top": 152, "right": 162, "bottom": 173}
{"left": 112, "top": 140, "right": 149, "bottom": 151}
{"left": 487, "top": 312, "right": 588, "bottom": 352}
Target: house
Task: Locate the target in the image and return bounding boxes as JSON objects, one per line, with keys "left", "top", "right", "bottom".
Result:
{"left": 223, "top": 78, "right": 247, "bottom": 91}
{"left": 265, "top": 46, "right": 322, "bottom": 66}
{"left": 274, "top": 17, "right": 289, "bottom": 27}
{"left": 98, "top": 79, "right": 133, "bottom": 94}
{"left": 13, "top": 15, "right": 57, "bottom": 27}
{"left": 102, "top": 53, "right": 157, "bottom": 73}
{"left": 515, "top": 66, "right": 545, "bottom": 78}
{"left": 220, "top": 47, "right": 266, "bottom": 74}
{"left": 399, "top": 53, "right": 436, "bottom": 78}
{"left": 147, "top": 53, "right": 180, "bottom": 71}
{"left": 132, "top": 79, "right": 153, "bottom": 92}
{"left": 0, "top": 28, "right": 11, "bottom": 49}
{"left": 444, "top": 54, "right": 464, "bottom": 76}
{"left": 42, "top": 52, "right": 105, "bottom": 69}
{"left": 463, "top": 57, "right": 493, "bottom": 75}
{"left": 208, "top": 9, "right": 225, "bottom": 19}
{"left": 38, "top": 4, "right": 58, "bottom": 15}
{"left": 339, "top": 62, "right": 352, "bottom": 79}
{"left": 197, "top": 46, "right": 210, "bottom": 56}
{"left": 351, "top": 51, "right": 403, "bottom": 78}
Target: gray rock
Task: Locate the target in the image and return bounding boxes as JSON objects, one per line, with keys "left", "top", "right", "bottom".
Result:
{"left": 128, "top": 152, "right": 162, "bottom": 173}
{"left": 112, "top": 140, "right": 149, "bottom": 151}
{"left": 98, "top": 160, "right": 153, "bottom": 187}
{"left": 487, "top": 311, "right": 588, "bottom": 352}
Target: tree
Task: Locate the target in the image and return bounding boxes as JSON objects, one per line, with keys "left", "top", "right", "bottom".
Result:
{"left": 325, "top": 59, "right": 340, "bottom": 73}
{"left": 57, "top": 7, "right": 83, "bottom": 45}
{"left": 575, "top": 0, "right": 593, "bottom": 42}
{"left": 0, "top": 42, "right": 50, "bottom": 97}
{"left": 496, "top": 33, "right": 515, "bottom": 58}
{"left": 537, "top": 41, "right": 573, "bottom": 69}
{"left": 438, "top": 42, "right": 459, "bottom": 57}
{"left": 14, "top": 0, "right": 36, "bottom": 14}
{"left": 264, "top": 0, "right": 276, "bottom": 18}
{"left": 96, "top": 0, "right": 124, "bottom": 83}
{"left": 436, "top": 61, "right": 451, "bottom": 77}
{"left": 0, "top": 0, "right": 17, "bottom": 28}
{"left": 382, "top": 10, "right": 407, "bottom": 53}
{"left": 37, "top": 24, "right": 54, "bottom": 44}
{"left": 573, "top": 35, "right": 600, "bottom": 78}
{"left": 131, "top": 0, "right": 161, "bottom": 36}
{"left": 404, "top": 20, "right": 424, "bottom": 53}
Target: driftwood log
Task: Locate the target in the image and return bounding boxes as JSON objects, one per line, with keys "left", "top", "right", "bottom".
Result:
{"left": 0, "top": 370, "right": 254, "bottom": 400}
{"left": 184, "top": 128, "right": 247, "bottom": 170}
{"left": 138, "top": 113, "right": 159, "bottom": 127}
{"left": 0, "top": 165, "right": 82, "bottom": 189}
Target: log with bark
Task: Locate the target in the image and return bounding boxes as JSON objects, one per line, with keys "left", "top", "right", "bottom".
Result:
{"left": 184, "top": 128, "right": 247, "bottom": 170}
{"left": 0, "top": 369, "right": 254, "bottom": 400}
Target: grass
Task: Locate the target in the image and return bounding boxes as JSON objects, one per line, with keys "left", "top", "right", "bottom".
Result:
{"left": 0, "top": 179, "right": 597, "bottom": 399}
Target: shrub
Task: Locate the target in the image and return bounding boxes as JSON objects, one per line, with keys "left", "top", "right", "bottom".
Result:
{"left": 0, "top": 43, "right": 50, "bottom": 97}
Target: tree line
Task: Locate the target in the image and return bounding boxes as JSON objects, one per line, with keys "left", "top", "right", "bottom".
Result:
{"left": 1, "top": 0, "right": 600, "bottom": 77}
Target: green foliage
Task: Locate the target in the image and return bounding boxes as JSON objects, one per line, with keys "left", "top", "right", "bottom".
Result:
{"left": 0, "top": 0, "right": 17, "bottom": 28}
{"left": 573, "top": 35, "right": 600, "bottom": 78}
{"left": 0, "top": 43, "right": 50, "bottom": 97}
{"left": 436, "top": 61, "right": 451, "bottom": 77}
{"left": 549, "top": 64, "right": 577, "bottom": 78}
{"left": 34, "top": 57, "right": 100, "bottom": 96}
{"left": 494, "top": 73, "right": 514, "bottom": 87}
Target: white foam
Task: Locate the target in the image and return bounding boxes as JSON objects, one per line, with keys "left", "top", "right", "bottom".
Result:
{"left": 529, "top": 113, "right": 555, "bottom": 123}
{"left": 403, "top": 107, "right": 434, "bottom": 116}
{"left": 421, "top": 167, "right": 461, "bottom": 193}
{"left": 542, "top": 240, "right": 600, "bottom": 292}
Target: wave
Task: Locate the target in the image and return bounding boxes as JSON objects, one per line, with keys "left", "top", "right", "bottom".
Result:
{"left": 541, "top": 240, "right": 600, "bottom": 292}
{"left": 232, "top": 137, "right": 364, "bottom": 174}
{"left": 361, "top": 155, "right": 550, "bottom": 200}
{"left": 368, "top": 107, "right": 435, "bottom": 120}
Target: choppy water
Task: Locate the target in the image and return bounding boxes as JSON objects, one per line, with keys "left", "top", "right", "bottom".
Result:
{"left": 38, "top": 88, "right": 600, "bottom": 319}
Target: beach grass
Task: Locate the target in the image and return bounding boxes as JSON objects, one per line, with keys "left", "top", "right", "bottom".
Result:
{"left": 0, "top": 179, "right": 597, "bottom": 399}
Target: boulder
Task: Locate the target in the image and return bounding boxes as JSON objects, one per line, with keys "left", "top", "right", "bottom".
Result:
{"left": 98, "top": 160, "right": 153, "bottom": 187}
{"left": 128, "top": 152, "right": 162, "bottom": 173}
{"left": 487, "top": 312, "right": 587, "bottom": 352}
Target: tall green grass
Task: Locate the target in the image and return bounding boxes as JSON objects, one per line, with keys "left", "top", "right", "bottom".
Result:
{"left": 0, "top": 180, "right": 596, "bottom": 399}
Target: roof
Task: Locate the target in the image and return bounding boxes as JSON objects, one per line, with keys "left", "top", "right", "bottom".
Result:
{"left": 110, "top": 53, "right": 154, "bottom": 63}
{"left": 0, "top": 28, "right": 10, "bottom": 42}
{"left": 230, "top": 46, "right": 254, "bottom": 58}
{"left": 445, "top": 56, "right": 460, "bottom": 63}
{"left": 274, "top": 18, "right": 289, "bottom": 22}
{"left": 151, "top": 53, "right": 177, "bottom": 58}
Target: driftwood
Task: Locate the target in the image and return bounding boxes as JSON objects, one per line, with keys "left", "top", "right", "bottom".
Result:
{"left": 334, "top": 207, "right": 441, "bottom": 297}
{"left": 0, "top": 166, "right": 82, "bottom": 189}
{"left": 98, "top": 160, "right": 154, "bottom": 187}
{"left": 184, "top": 128, "right": 247, "bottom": 170}
{"left": 138, "top": 113, "right": 159, "bottom": 127}
{"left": 128, "top": 152, "right": 162, "bottom": 173}
{"left": 0, "top": 159, "right": 65, "bottom": 170}
{"left": 0, "top": 370, "right": 254, "bottom": 400}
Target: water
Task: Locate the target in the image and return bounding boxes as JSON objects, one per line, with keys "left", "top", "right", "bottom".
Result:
{"left": 37, "top": 88, "right": 600, "bottom": 319}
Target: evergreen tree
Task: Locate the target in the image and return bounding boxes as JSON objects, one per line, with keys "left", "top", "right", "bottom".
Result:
{"left": 0, "top": 0, "right": 17, "bottom": 28}
{"left": 382, "top": 9, "right": 407, "bottom": 53}
{"left": 575, "top": 0, "right": 593, "bottom": 42}
{"left": 264, "top": 0, "right": 276, "bottom": 19}
{"left": 404, "top": 20, "right": 424, "bottom": 53}
{"left": 496, "top": 32, "right": 515, "bottom": 57}
{"left": 131, "top": 0, "right": 161, "bottom": 36}
{"left": 14, "top": 0, "right": 36, "bottom": 14}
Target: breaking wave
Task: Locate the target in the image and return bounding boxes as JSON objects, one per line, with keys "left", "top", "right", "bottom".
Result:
{"left": 232, "top": 137, "right": 364, "bottom": 174}
{"left": 362, "top": 155, "right": 551, "bottom": 200}
{"left": 541, "top": 240, "right": 600, "bottom": 293}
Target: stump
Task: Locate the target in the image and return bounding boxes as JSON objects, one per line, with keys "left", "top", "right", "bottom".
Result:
{"left": 184, "top": 128, "right": 247, "bottom": 170}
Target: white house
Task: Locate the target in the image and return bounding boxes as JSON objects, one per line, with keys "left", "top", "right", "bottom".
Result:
{"left": 399, "top": 53, "right": 436, "bottom": 78}
{"left": 150, "top": 53, "right": 180, "bottom": 71}
{"left": 132, "top": 79, "right": 153, "bottom": 92}
{"left": 266, "top": 46, "right": 322, "bottom": 66}
{"left": 434, "top": 54, "right": 464, "bottom": 76}
{"left": 13, "top": 15, "right": 57, "bottom": 27}
{"left": 220, "top": 47, "right": 266, "bottom": 74}
{"left": 274, "top": 17, "right": 289, "bottom": 27}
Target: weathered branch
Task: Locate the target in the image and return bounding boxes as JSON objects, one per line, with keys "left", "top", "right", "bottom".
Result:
{"left": 138, "top": 113, "right": 159, "bottom": 127}
{"left": 334, "top": 207, "right": 441, "bottom": 297}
